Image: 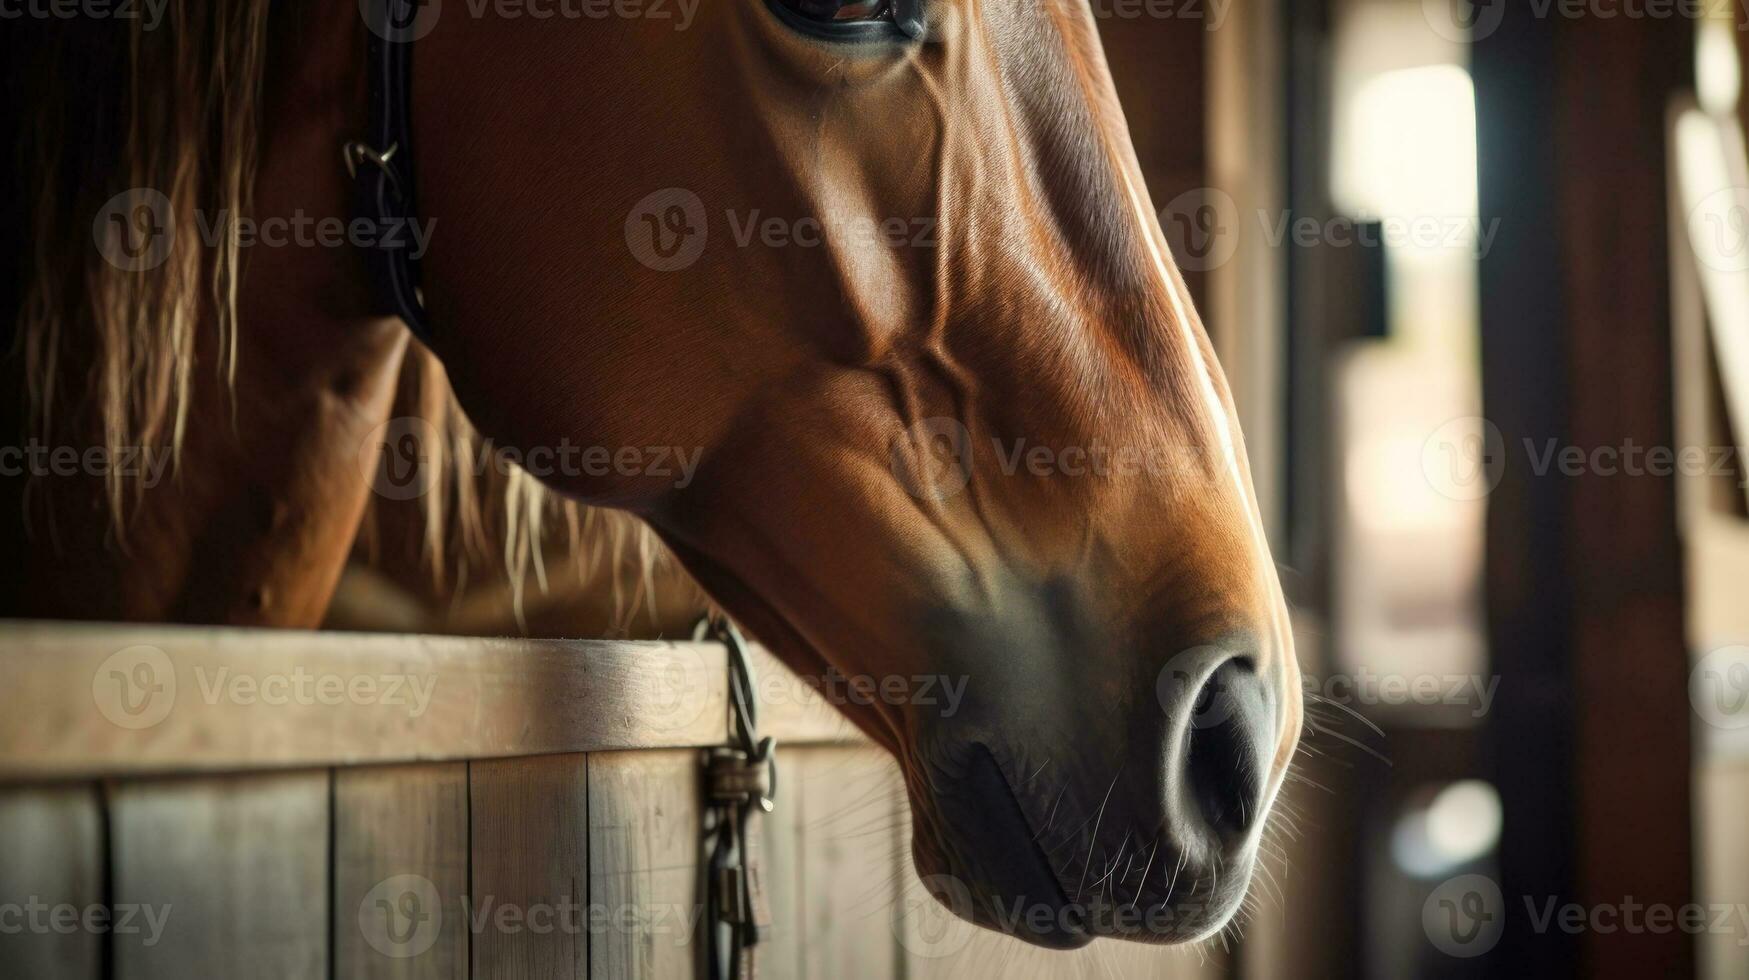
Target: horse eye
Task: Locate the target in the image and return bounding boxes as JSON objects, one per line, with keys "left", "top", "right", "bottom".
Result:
{"left": 776, "top": 0, "right": 893, "bottom": 21}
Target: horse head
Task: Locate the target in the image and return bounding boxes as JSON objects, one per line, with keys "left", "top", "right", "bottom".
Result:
{"left": 413, "top": 0, "right": 1302, "bottom": 946}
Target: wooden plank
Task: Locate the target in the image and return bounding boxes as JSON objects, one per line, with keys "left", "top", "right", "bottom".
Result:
{"left": 792, "top": 747, "right": 903, "bottom": 980}
{"left": 749, "top": 646, "right": 864, "bottom": 747}
{"left": 334, "top": 763, "right": 470, "bottom": 978}
{"left": 0, "top": 622, "right": 868, "bottom": 782}
{"left": 587, "top": 750, "right": 704, "bottom": 979}
{"left": 469, "top": 755, "right": 589, "bottom": 979}
{"left": 756, "top": 748, "right": 804, "bottom": 980}
{"left": 109, "top": 771, "right": 328, "bottom": 979}
{"left": 0, "top": 785, "right": 103, "bottom": 980}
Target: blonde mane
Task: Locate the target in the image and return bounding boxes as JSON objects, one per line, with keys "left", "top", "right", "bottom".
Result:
{"left": 16, "top": 3, "right": 270, "bottom": 529}
{"left": 10, "top": 5, "right": 694, "bottom": 632}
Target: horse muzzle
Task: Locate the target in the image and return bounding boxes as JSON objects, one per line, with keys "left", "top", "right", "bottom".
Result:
{"left": 904, "top": 644, "right": 1287, "bottom": 948}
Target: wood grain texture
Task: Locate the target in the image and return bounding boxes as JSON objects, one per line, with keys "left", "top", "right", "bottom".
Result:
{"left": 0, "top": 622, "right": 872, "bottom": 781}
{"left": 469, "top": 754, "right": 589, "bottom": 980}
{"left": 586, "top": 750, "right": 705, "bottom": 980}
{"left": 793, "top": 747, "right": 903, "bottom": 980}
{"left": 0, "top": 784, "right": 103, "bottom": 980}
{"left": 334, "top": 763, "right": 470, "bottom": 978}
{"left": 108, "top": 771, "right": 328, "bottom": 979}
{"left": 754, "top": 747, "right": 804, "bottom": 980}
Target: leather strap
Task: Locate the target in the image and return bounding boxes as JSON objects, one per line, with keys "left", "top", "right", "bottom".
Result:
{"left": 347, "top": 0, "right": 433, "bottom": 343}
{"left": 697, "top": 617, "right": 778, "bottom": 980}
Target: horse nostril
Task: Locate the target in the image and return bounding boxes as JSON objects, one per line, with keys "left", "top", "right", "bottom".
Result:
{"left": 1184, "top": 658, "right": 1273, "bottom": 840}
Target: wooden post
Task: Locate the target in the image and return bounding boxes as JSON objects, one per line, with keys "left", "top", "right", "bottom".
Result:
{"left": 1476, "top": 8, "right": 1693, "bottom": 977}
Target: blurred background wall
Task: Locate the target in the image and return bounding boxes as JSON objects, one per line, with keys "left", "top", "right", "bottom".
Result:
{"left": 1099, "top": 0, "right": 1748, "bottom": 976}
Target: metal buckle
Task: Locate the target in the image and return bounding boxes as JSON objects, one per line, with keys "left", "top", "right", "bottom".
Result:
{"left": 706, "top": 739, "right": 778, "bottom": 813}
{"left": 341, "top": 140, "right": 404, "bottom": 199}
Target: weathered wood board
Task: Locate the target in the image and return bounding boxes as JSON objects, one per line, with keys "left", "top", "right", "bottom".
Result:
{"left": 108, "top": 771, "right": 329, "bottom": 979}
{"left": 0, "top": 784, "right": 104, "bottom": 980}
{"left": 470, "top": 754, "right": 591, "bottom": 979}
{"left": 334, "top": 762, "right": 471, "bottom": 979}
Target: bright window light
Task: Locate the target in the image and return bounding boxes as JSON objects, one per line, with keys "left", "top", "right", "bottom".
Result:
{"left": 1698, "top": 17, "right": 1741, "bottom": 117}
{"left": 1333, "top": 65, "right": 1478, "bottom": 230}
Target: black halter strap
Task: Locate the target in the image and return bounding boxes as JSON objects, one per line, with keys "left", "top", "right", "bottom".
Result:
{"left": 346, "top": 0, "right": 432, "bottom": 344}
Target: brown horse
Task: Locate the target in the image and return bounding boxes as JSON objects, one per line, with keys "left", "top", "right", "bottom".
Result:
{"left": 3, "top": 0, "right": 1302, "bottom": 948}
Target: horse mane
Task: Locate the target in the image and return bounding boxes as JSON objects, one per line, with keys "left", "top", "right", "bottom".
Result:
{"left": 372, "top": 348, "right": 698, "bottom": 634}
{"left": 7, "top": 5, "right": 689, "bottom": 631}
{"left": 12, "top": 4, "right": 271, "bottom": 529}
